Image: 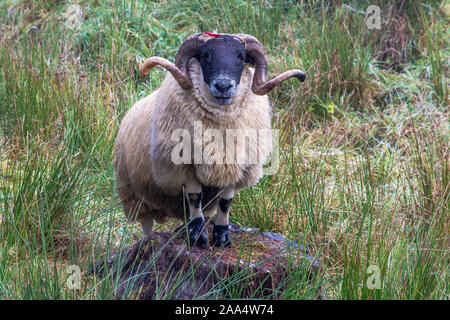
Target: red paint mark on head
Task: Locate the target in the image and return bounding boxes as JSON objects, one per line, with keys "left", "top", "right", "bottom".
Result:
{"left": 204, "top": 32, "right": 220, "bottom": 37}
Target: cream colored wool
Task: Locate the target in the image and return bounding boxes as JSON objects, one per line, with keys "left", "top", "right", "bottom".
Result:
{"left": 114, "top": 59, "right": 272, "bottom": 225}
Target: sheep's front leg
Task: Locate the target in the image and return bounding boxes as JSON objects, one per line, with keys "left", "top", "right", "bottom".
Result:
{"left": 213, "top": 186, "right": 235, "bottom": 248}
{"left": 185, "top": 175, "right": 209, "bottom": 248}
{"left": 140, "top": 213, "right": 154, "bottom": 238}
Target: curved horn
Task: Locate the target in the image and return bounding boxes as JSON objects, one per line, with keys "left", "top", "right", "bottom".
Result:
{"left": 140, "top": 33, "right": 213, "bottom": 90}
{"left": 174, "top": 33, "right": 212, "bottom": 83}
{"left": 140, "top": 57, "right": 192, "bottom": 90}
{"left": 232, "top": 34, "right": 306, "bottom": 96}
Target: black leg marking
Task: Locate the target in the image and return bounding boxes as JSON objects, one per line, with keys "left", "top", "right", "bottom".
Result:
{"left": 188, "top": 216, "right": 209, "bottom": 248}
{"left": 213, "top": 224, "right": 232, "bottom": 248}
{"left": 188, "top": 192, "right": 203, "bottom": 209}
{"left": 214, "top": 197, "right": 233, "bottom": 248}
{"left": 219, "top": 197, "right": 233, "bottom": 213}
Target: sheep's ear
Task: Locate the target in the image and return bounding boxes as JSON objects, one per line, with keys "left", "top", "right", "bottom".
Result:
{"left": 245, "top": 54, "right": 255, "bottom": 66}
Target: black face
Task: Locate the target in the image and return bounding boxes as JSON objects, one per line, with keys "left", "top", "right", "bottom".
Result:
{"left": 196, "top": 35, "right": 254, "bottom": 105}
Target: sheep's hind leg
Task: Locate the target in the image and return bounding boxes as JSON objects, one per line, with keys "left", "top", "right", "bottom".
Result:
{"left": 213, "top": 186, "right": 235, "bottom": 248}
{"left": 121, "top": 194, "right": 154, "bottom": 239}
{"left": 139, "top": 213, "right": 154, "bottom": 238}
{"left": 184, "top": 176, "right": 209, "bottom": 248}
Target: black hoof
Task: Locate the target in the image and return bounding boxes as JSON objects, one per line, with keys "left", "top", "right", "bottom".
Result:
{"left": 213, "top": 224, "right": 232, "bottom": 248}
{"left": 188, "top": 217, "right": 209, "bottom": 248}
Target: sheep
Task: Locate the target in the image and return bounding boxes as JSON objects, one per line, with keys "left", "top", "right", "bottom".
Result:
{"left": 114, "top": 32, "right": 305, "bottom": 248}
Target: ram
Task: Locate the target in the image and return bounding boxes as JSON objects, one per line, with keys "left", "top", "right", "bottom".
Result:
{"left": 114, "top": 32, "right": 305, "bottom": 248}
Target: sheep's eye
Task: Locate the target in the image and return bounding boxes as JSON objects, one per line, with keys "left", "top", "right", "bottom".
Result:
{"left": 201, "top": 52, "right": 210, "bottom": 63}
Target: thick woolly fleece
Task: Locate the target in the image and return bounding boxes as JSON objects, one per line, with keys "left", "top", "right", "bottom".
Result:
{"left": 113, "top": 59, "right": 272, "bottom": 224}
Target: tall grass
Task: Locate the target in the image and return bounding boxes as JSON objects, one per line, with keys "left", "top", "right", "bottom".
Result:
{"left": 0, "top": 0, "right": 448, "bottom": 299}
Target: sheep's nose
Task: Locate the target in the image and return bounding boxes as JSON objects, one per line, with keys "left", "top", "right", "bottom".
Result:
{"left": 213, "top": 79, "right": 233, "bottom": 94}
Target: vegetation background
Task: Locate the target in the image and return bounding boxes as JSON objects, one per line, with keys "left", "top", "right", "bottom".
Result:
{"left": 0, "top": 0, "right": 448, "bottom": 299}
